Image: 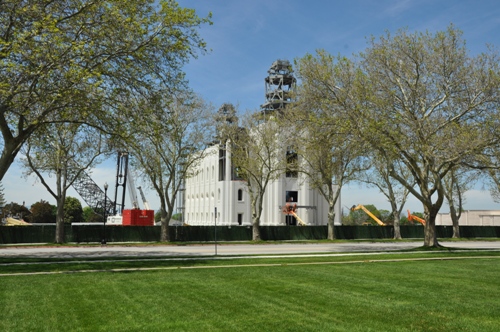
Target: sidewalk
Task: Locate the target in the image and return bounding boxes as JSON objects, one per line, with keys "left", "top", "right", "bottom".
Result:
{"left": 1, "top": 241, "right": 499, "bottom": 258}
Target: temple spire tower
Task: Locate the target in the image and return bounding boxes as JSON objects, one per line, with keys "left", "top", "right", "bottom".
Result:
{"left": 260, "top": 59, "right": 296, "bottom": 115}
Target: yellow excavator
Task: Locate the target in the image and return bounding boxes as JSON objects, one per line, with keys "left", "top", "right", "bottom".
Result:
{"left": 407, "top": 210, "right": 426, "bottom": 226}
{"left": 350, "top": 204, "right": 386, "bottom": 226}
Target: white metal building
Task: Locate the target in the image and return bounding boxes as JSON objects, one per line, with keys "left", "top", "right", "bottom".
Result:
{"left": 182, "top": 142, "right": 340, "bottom": 226}
{"left": 182, "top": 60, "right": 341, "bottom": 227}
{"left": 435, "top": 210, "right": 500, "bottom": 226}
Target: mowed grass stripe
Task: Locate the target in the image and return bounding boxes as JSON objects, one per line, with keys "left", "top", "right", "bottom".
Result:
{"left": 1, "top": 254, "right": 499, "bottom": 276}
{"left": 2, "top": 257, "right": 499, "bottom": 331}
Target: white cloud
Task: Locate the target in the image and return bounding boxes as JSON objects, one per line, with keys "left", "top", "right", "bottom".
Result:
{"left": 383, "top": 0, "right": 414, "bottom": 17}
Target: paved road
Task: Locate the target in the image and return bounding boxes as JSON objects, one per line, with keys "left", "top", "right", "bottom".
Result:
{"left": 1, "top": 241, "right": 499, "bottom": 258}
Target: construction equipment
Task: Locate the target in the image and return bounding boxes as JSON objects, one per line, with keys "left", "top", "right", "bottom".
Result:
{"left": 107, "top": 152, "right": 154, "bottom": 226}
{"left": 126, "top": 170, "right": 140, "bottom": 210}
{"left": 111, "top": 151, "right": 130, "bottom": 216}
{"left": 350, "top": 204, "right": 386, "bottom": 226}
{"left": 69, "top": 151, "right": 153, "bottom": 225}
{"left": 2, "top": 217, "right": 31, "bottom": 226}
{"left": 407, "top": 210, "right": 426, "bottom": 226}
{"left": 282, "top": 203, "right": 307, "bottom": 226}
{"left": 71, "top": 165, "right": 115, "bottom": 217}
{"left": 137, "top": 186, "right": 151, "bottom": 210}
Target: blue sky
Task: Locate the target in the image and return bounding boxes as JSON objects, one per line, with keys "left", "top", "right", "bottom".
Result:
{"left": 3, "top": 0, "right": 500, "bottom": 215}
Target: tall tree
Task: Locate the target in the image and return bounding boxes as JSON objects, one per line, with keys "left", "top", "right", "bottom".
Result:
{"left": 82, "top": 206, "right": 103, "bottom": 223}
{"left": 484, "top": 148, "right": 500, "bottom": 205}
{"left": 3, "top": 201, "right": 30, "bottom": 220}
{"left": 353, "top": 26, "right": 500, "bottom": 247}
{"left": 443, "top": 166, "right": 480, "bottom": 237}
{"left": 29, "top": 200, "right": 55, "bottom": 223}
{"left": 293, "top": 52, "right": 369, "bottom": 240}
{"left": 228, "top": 112, "right": 287, "bottom": 241}
{"left": 360, "top": 159, "right": 413, "bottom": 239}
{"left": 23, "top": 123, "right": 107, "bottom": 243}
{"left": 64, "top": 196, "right": 83, "bottom": 224}
{"left": 0, "top": 0, "right": 211, "bottom": 180}
{"left": 487, "top": 173, "right": 500, "bottom": 203}
{"left": 122, "top": 92, "right": 213, "bottom": 242}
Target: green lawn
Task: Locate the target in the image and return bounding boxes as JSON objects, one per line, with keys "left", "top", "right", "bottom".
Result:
{"left": 1, "top": 252, "right": 500, "bottom": 331}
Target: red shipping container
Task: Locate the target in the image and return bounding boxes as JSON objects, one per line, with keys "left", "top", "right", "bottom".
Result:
{"left": 122, "top": 209, "right": 155, "bottom": 226}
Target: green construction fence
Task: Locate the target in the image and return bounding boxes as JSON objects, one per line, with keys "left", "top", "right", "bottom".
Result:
{"left": 1, "top": 225, "right": 499, "bottom": 244}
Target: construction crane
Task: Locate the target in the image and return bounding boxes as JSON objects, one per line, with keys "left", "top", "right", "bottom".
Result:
{"left": 109, "top": 152, "right": 154, "bottom": 226}
{"left": 70, "top": 151, "right": 153, "bottom": 226}
{"left": 126, "top": 171, "right": 140, "bottom": 210}
{"left": 137, "top": 186, "right": 151, "bottom": 210}
{"left": 407, "top": 210, "right": 426, "bottom": 226}
{"left": 350, "top": 204, "right": 386, "bottom": 226}
{"left": 71, "top": 166, "right": 115, "bottom": 217}
{"left": 112, "top": 151, "right": 130, "bottom": 215}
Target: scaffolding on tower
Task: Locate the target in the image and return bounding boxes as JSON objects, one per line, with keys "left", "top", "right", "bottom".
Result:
{"left": 260, "top": 59, "right": 296, "bottom": 115}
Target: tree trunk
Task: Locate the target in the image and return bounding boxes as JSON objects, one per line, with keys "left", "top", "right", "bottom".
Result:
{"left": 0, "top": 132, "right": 28, "bottom": 181}
{"left": 251, "top": 193, "right": 263, "bottom": 241}
{"left": 161, "top": 220, "right": 170, "bottom": 242}
{"left": 452, "top": 223, "right": 460, "bottom": 239}
{"left": 393, "top": 216, "right": 402, "bottom": 240}
{"left": 55, "top": 199, "right": 65, "bottom": 244}
{"left": 423, "top": 208, "right": 440, "bottom": 247}
{"left": 449, "top": 205, "right": 461, "bottom": 238}
{"left": 423, "top": 223, "right": 438, "bottom": 247}
{"left": 252, "top": 217, "right": 261, "bottom": 241}
{"left": 0, "top": 148, "right": 17, "bottom": 181}
{"left": 390, "top": 201, "right": 402, "bottom": 239}
{"left": 55, "top": 220, "right": 65, "bottom": 244}
{"left": 160, "top": 208, "right": 170, "bottom": 242}
{"left": 327, "top": 206, "right": 336, "bottom": 240}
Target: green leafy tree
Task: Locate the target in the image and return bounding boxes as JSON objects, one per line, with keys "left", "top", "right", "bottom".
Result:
{"left": 30, "top": 200, "right": 56, "bottom": 223}
{"left": 3, "top": 202, "right": 31, "bottom": 220}
{"left": 359, "top": 158, "right": 413, "bottom": 239}
{"left": 379, "top": 209, "right": 392, "bottom": 224}
{"left": 356, "top": 26, "right": 500, "bottom": 246}
{"left": 400, "top": 214, "right": 410, "bottom": 225}
{"left": 64, "top": 197, "right": 83, "bottom": 224}
{"left": 121, "top": 92, "right": 213, "bottom": 242}
{"left": 23, "top": 123, "right": 107, "bottom": 243}
{"left": 484, "top": 147, "right": 500, "bottom": 207}
{"left": 0, "top": 0, "right": 211, "bottom": 180}
{"left": 227, "top": 112, "right": 287, "bottom": 241}
{"left": 292, "top": 52, "right": 370, "bottom": 239}
{"left": 82, "top": 206, "right": 103, "bottom": 223}
{"left": 443, "top": 167, "right": 479, "bottom": 238}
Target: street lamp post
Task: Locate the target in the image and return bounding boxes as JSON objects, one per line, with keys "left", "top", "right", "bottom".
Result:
{"left": 214, "top": 207, "right": 217, "bottom": 256}
{"left": 102, "top": 182, "right": 108, "bottom": 245}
